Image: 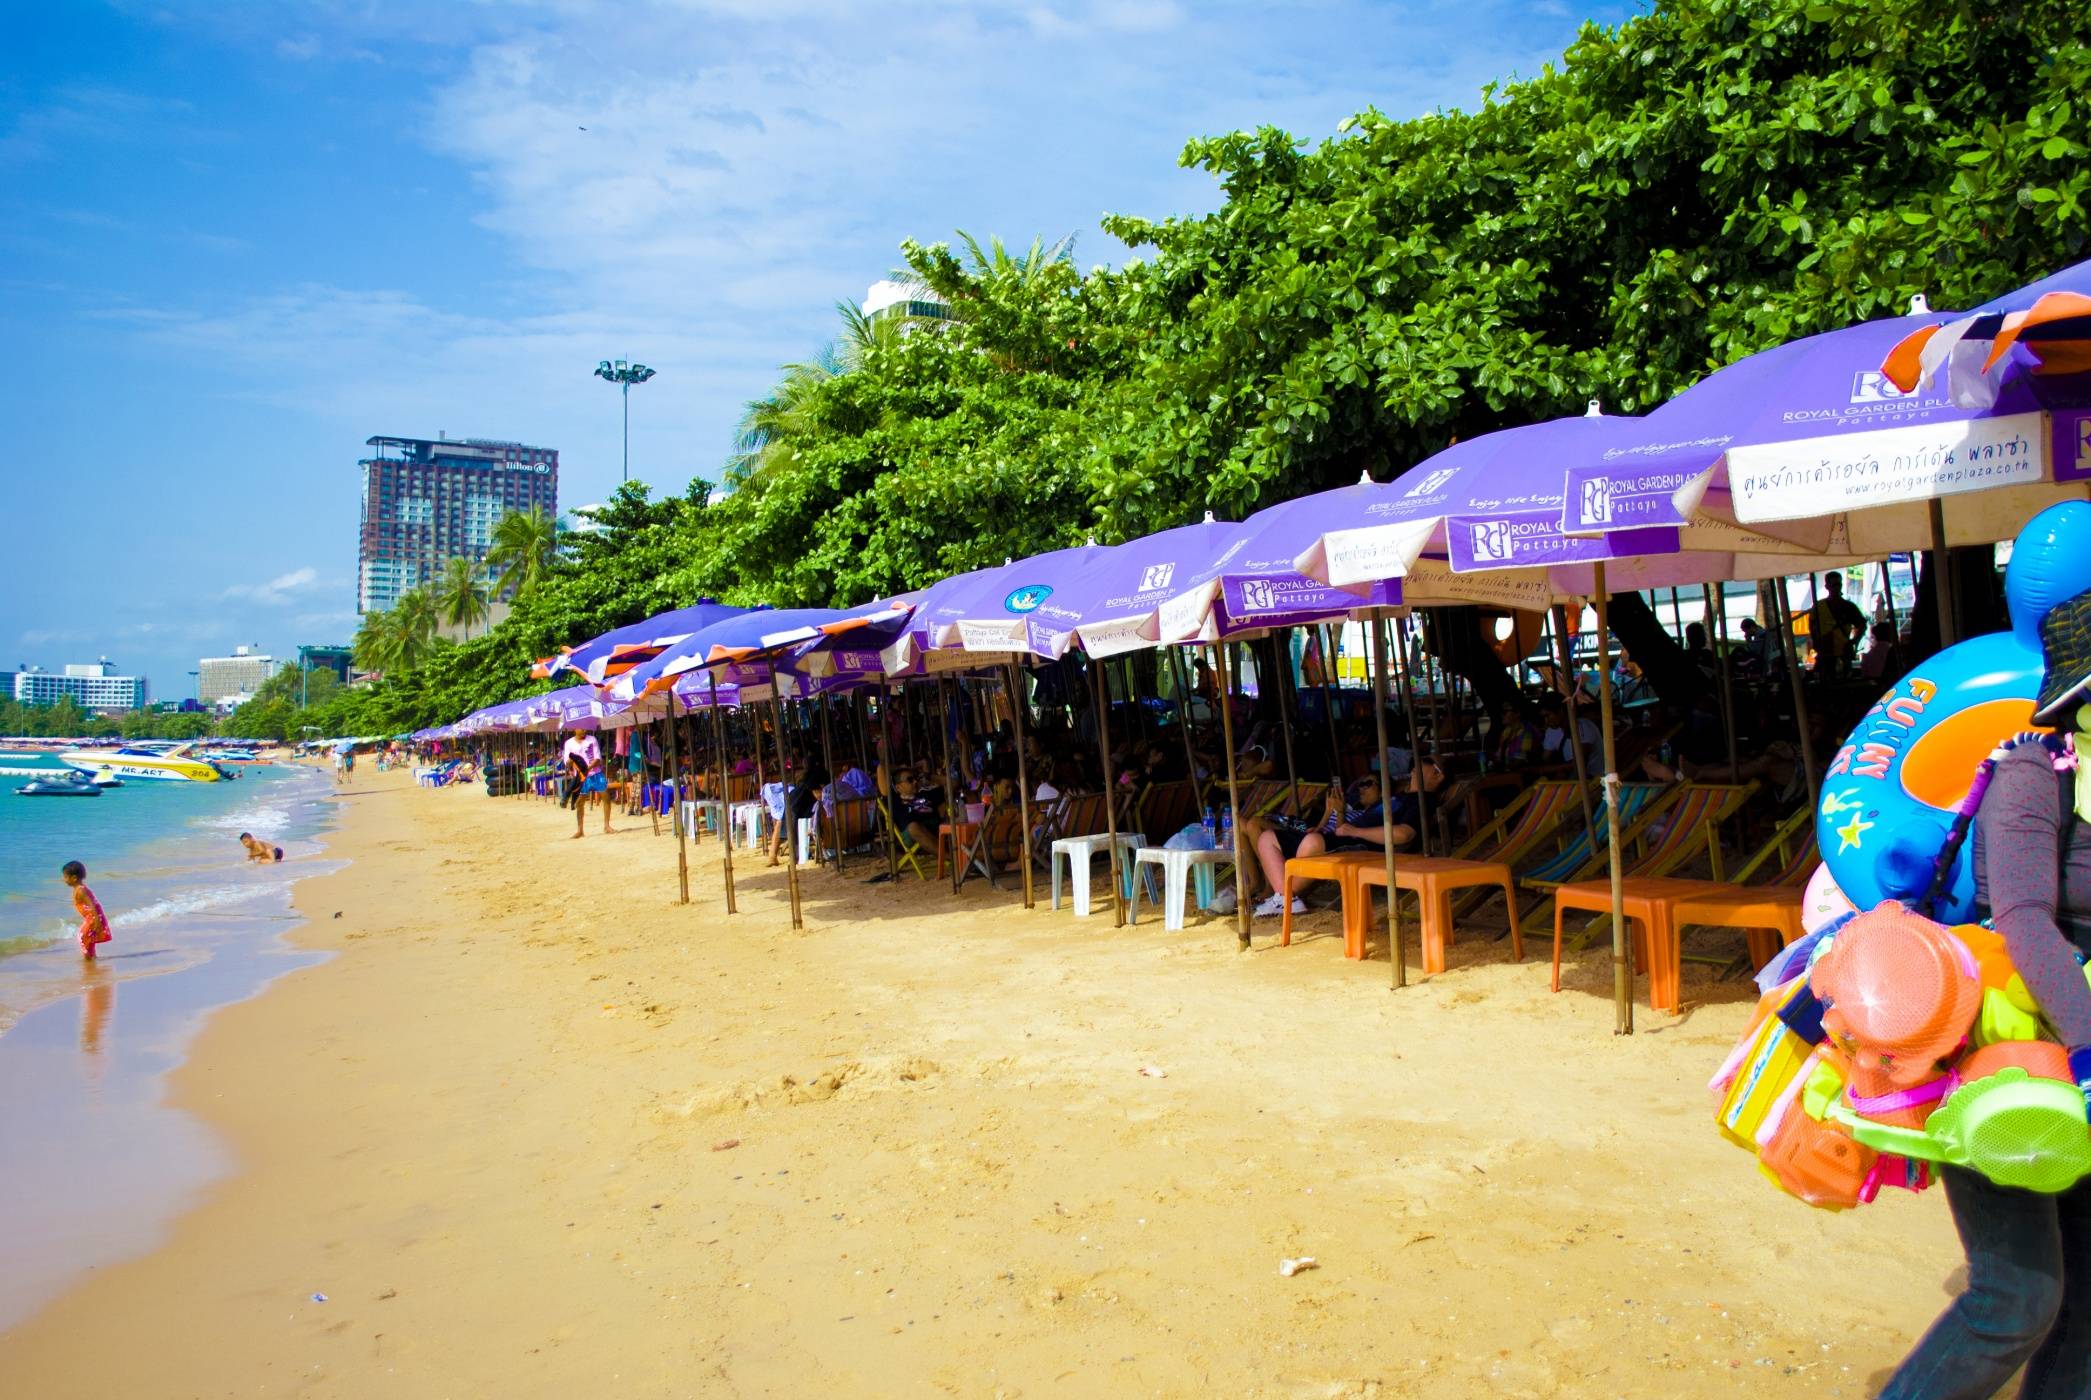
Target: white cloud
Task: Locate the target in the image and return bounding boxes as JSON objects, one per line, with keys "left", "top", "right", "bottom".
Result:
{"left": 221, "top": 567, "right": 322, "bottom": 605}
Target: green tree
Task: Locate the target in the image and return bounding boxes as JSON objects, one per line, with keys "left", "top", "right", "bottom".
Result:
{"left": 485, "top": 508, "right": 560, "bottom": 601}
{"left": 436, "top": 556, "right": 491, "bottom": 637}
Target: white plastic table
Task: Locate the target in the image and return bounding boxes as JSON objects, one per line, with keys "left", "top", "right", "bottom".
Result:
{"left": 679, "top": 797, "right": 725, "bottom": 838}
{"left": 1130, "top": 846, "right": 1237, "bottom": 931}
{"left": 731, "top": 801, "right": 768, "bottom": 849}
{"left": 1049, "top": 832, "right": 1147, "bottom": 916}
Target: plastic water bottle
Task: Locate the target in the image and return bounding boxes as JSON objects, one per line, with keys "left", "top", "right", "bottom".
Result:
{"left": 1219, "top": 805, "right": 1234, "bottom": 852}
{"left": 1202, "top": 806, "right": 1218, "bottom": 850}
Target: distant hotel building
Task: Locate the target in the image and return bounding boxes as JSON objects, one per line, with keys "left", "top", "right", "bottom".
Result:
{"left": 357, "top": 434, "right": 558, "bottom": 615}
{"left": 861, "top": 279, "right": 955, "bottom": 329}
{"left": 198, "top": 645, "right": 276, "bottom": 706}
{"left": 14, "top": 660, "right": 149, "bottom": 712}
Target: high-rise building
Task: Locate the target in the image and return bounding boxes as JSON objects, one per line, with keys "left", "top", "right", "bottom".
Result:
{"left": 14, "top": 661, "right": 148, "bottom": 712}
{"left": 198, "top": 645, "right": 277, "bottom": 706}
{"left": 357, "top": 434, "right": 558, "bottom": 615}
{"left": 861, "top": 279, "right": 955, "bottom": 329}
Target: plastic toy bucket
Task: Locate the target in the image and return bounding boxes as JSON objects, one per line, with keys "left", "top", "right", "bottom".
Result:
{"left": 1812, "top": 904, "right": 1980, "bottom": 1087}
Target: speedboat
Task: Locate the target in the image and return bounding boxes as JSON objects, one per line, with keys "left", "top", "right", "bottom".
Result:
{"left": 0, "top": 751, "right": 93, "bottom": 779}
{"left": 18, "top": 771, "right": 101, "bottom": 797}
{"left": 59, "top": 742, "right": 223, "bottom": 783}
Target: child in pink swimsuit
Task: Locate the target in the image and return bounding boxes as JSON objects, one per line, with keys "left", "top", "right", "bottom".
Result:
{"left": 63, "top": 861, "right": 112, "bottom": 959}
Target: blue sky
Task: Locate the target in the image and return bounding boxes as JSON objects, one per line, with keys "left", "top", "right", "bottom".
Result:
{"left": 0, "top": 0, "right": 1623, "bottom": 700}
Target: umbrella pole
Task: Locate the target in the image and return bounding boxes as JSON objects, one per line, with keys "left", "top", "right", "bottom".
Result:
{"left": 1710, "top": 583, "right": 1743, "bottom": 849}
{"left": 1593, "top": 566, "right": 1632, "bottom": 1035}
{"left": 1210, "top": 643, "right": 1251, "bottom": 949}
{"left": 1317, "top": 622, "right": 1345, "bottom": 782}
{"left": 1368, "top": 609, "right": 1408, "bottom": 989}
{"left": 937, "top": 677, "right": 963, "bottom": 896}
{"left": 817, "top": 692, "right": 843, "bottom": 877}
{"left": 767, "top": 696, "right": 804, "bottom": 930}
{"left": 1550, "top": 604, "right": 1601, "bottom": 857}
{"left": 875, "top": 681, "right": 899, "bottom": 882}
{"left": 1090, "top": 657, "right": 1128, "bottom": 928}
{"left": 667, "top": 695, "right": 689, "bottom": 904}
{"left": 1928, "top": 499, "right": 1958, "bottom": 648}
{"left": 1273, "top": 631, "right": 1300, "bottom": 808}
{"left": 709, "top": 677, "right": 736, "bottom": 914}
{"left": 1389, "top": 614, "right": 1432, "bottom": 857}
{"left": 1167, "top": 648, "right": 1203, "bottom": 804}
{"left": 1772, "top": 581, "right": 1824, "bottom": 814}
{"left": 1005, "top": 662, "right": 1036, "bottom": 908}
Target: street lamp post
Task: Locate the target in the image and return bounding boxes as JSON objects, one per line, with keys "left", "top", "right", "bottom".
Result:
{"left": 593, "top": 358, "right": 657, "bottom": 483}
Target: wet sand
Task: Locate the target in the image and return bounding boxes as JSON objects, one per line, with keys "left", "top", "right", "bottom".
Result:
{"left": 0, "top": 766, "right": 1963, "bottom": 1397}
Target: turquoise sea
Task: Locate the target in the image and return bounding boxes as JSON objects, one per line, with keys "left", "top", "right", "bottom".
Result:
{"left": 0, "top": 760, "right": 338, "bottom": 1331}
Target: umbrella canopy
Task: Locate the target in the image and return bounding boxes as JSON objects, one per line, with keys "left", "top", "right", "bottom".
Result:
{"left": 607, "top": 607, "right": 864, "bottom": 703}
{"left": 1556, "top": 313, "right": 2091, "bottom": 557}
{"left": 913, "top": 544, "right": 1112, "bottom": 655}
{"left": 1884, "top": 259, "right": 2091, "bottom": 403}
{"left": 1256, "top": 416, "right": 1787, "bottom": 603}
{"left": 546, "top": 600, "right": 750, "bottom": 684}
{"left": 1013, "top": 514, "right": 1403, "bottom": 658}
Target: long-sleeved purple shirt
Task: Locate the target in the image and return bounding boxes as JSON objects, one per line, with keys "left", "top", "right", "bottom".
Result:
{"left": 1973, "top": 742, "right": 2091, "bottom": 1048}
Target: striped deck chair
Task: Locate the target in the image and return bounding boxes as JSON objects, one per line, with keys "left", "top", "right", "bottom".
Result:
{"left": 956, "top": 802, "right": 1026, "bottom": 889}
{"left": 1451, "top": 778, "right": 1590, "bottom": 865}
{"left": 1234, "top": 779, "right": 1293, "bottom": 822}
{"left": 1535, "top": 782, "right": 1757, "bottom": 945}
{"left": 823, "top": 796, "right": 881, "bottom": 861}
{"left": 1137, "top": 779, "right": 1198, "bottom": 845}
{"left": 875, "top": 797, "right": 931, "bottom": 880}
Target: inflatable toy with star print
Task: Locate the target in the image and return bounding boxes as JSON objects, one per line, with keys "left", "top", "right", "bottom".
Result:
{"left": 1817, "top": 502, "right": 2091, "bottom": 922}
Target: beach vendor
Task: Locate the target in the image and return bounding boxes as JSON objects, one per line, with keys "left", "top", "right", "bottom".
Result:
{"left": 1878, "top": 588, "right": 2091, "bottom": 1399}
{"left": 563, "top": 728, "right": 612, "bottom": 839}
{"left": 62, "top": 860, "right": 112, "bottom": 960}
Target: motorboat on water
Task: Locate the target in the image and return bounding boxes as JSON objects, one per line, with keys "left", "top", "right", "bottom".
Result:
{"left": 0, "top": 751, "right": 94, "bottom": 779}
{"left": 59, "top": 742, "right": 225, "bottom": 783}
{"left": 17, "top": 770, "right": 101, "bottom": 797}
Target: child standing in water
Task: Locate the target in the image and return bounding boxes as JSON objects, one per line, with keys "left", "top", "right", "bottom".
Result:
{"left": 62, "top": 861, "right": 112, "bottom": 959}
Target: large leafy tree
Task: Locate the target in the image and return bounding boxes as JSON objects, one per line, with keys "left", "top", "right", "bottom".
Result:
{"left": 436, "top": 556, "right": 491, "bottom": 637}
{"left": 339, "top": 0, "right": 2090, "bottom": 732}
{"left": 485, "top": 508, "right": 560, "bottom": 601}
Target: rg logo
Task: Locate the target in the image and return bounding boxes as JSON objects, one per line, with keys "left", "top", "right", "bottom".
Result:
{"left": 1405, "top": 467, "right": 1455, "bottom": 497}
{"left": 1138, "top": 562, "right": 1176, "bottom": 592}
{"left": 1239, "top": 579, "right": 1275, "bottom": 612}
{"left": 1579, "top": 477, "right": 1611, "bottom": 524}
{"left": 1469, "top": 520, "right": 1512, "bottom": 562}
{"left": 1850, "top": 370, "right": 1916, "bottom": 404}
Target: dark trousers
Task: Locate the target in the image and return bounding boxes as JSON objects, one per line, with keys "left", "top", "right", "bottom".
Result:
{"left": 1880, "top": 1166, "right": 2091, "bottom": 1399}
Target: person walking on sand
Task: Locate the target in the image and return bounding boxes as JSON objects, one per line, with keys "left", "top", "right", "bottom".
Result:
{"left": 563, "top": 728, "right": 612, "bottom": 838}
{"left": 62, "top": 861, "right": 112, "bottom": 960}
{"left": 1876, "top": 583, "right": 2091, "bottom": 1399}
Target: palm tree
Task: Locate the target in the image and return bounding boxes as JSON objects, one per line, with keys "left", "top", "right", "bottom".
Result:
{"left": 436, "top": 556, "right": 491, "bottom": 637}
{"left": 392, "top": 588, "right": 441, "bottom": 669}
{"left": 352, "top": 610, "right": 398, "bottom": 677}
{"left": 485, "top": 508, "right": 559, "bottom": 601}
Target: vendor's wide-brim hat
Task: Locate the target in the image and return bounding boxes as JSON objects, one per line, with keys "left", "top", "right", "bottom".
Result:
{"left": 1812, "top": 902, "right": 1982, "bottom": 1087}
{"left": 2032, "top": 587, "right": 2091, "bottom": 725}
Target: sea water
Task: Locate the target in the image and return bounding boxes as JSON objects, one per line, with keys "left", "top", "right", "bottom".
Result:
{"left": 0, "top": 762, "right": 338, "bottom": 1331}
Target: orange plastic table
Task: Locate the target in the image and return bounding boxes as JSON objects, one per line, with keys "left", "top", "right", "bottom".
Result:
{"left": 1277, "top": 851, "right": 1381, "bottom": 951}
{"left": 1352, "top": 856, "right": 1521, "bottom": 970}
{"left": 1670, "top": 886, "right": 1808, "bottom": 977}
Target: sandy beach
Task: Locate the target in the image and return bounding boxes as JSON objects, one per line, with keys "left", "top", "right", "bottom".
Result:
{"left": 0, "top": 767, "right": 1966, "bottom": 1397}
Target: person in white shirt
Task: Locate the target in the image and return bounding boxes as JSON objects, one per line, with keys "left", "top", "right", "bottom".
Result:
{"left": 562, "top": 729, "right": 613, "bottom": 838}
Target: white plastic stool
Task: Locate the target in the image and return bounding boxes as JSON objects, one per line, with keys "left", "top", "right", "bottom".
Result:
{"left": 1050, "top": 832, "right": 1146, "bottom": 916}
{"left": 797, "top": 816, "right": 817, "bottom": 864}
{"left": 732, "top": 801, "right": 768, "bottom": 849}
{"left": 1130, "top": 847, "right": 1236, "bottom": 931}
{"left": 680, "top": 799, "right": 725, "bottom": 838}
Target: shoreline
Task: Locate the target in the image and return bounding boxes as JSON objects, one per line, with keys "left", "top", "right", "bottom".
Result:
{"left": 0, "top": 767, "right": 1966, "bottom": 1397}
